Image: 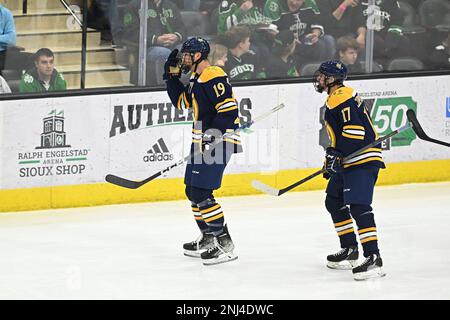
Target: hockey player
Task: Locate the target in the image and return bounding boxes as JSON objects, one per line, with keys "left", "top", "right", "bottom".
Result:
{"left": 313, "top": 60, "right": 386, "bottom": 280}
{"left": 163, "top": 37, "right": 242, "bottom": 265}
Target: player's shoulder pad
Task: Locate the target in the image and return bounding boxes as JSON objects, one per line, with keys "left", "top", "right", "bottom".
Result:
{"left": 326, "top": 86, "right": 356, "bottom": 110}
{"left": 198, "top": 66, "right": 228, "bottom": 83}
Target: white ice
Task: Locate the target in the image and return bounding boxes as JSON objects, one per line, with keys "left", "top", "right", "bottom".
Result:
{"left": 1, "top": 182, "right": 450, "bottom": 300}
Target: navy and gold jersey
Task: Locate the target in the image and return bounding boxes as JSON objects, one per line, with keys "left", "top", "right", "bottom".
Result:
{"left": 324, "top": 86, "right": 385, "bottom": 170}
{"left": 166, "top": 66, "right": 243, "bottom": 153}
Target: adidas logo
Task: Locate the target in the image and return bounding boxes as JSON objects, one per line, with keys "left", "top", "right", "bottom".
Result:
{"left": 143, "top": 138, "right": 174, "bottom": 162}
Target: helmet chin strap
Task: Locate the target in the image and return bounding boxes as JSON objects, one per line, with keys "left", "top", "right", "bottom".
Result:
{"left": 191, "top": 53, "right": 204, "bottom": 74}
{"left": 325, "top": 76, "right": 343, "bottom": 94}
{"left": 182, "top": 53, "right": 204, "bottom": 74}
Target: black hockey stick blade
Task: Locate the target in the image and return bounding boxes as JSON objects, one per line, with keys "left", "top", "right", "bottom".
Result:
{"left": 406, "top": 109, "right": 450, "bottom": 147}
{"left": 105, "top": 174, "right": 143, "bottom": 189}
{"left": 105, "top": 173, "right": 157, "bottom": 189}
{"left": 105, "top": 169, "right": 165, "bottom": 189}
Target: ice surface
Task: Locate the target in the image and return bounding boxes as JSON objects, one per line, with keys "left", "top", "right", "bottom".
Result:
{"left": 1, "top": 182, "right": 449, "bottom": 299}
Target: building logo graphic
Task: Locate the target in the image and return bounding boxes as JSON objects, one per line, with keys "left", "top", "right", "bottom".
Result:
{"left": 144, "top": 138, "right": 174, "bottom": 162}
{"left": 17, "top": 110, "right": 90, "bottom": 178}
{"left": 36, "top": 109, "right": 71, "bottom": 149}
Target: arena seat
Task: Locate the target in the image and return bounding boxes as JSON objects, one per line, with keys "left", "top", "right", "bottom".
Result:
{"left": 398, "top": 1, "right": 426, "bottom": 34}
{"left": 419, "top": 0, "right": 450, "bottom": 32}
{"left": 359, "top": 61, "right": 384, "bottom": 73}
{"left": 300, "top": 63, "right": 321, "bottom": 76}
{"left": 2, "top": 71, "right": 20, "bottom": 93}
{"left": 387, "top": 57, "right": 425, "bottom": 71}
{"left": 1, "top": 46, "right": 33, "bottom": 93}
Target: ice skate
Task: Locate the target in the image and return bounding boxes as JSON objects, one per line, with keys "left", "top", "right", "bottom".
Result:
{"left": 183, "top": 232, "right": 214, "bottom": 258}
{"left": 201, "top": 225, "right": 238, "bottom": 265}
{"left": 352, "top": 253, "right": 386, "bottom": 281}
{"left": 327, "top": 246, "right": 359, "bottom": 270}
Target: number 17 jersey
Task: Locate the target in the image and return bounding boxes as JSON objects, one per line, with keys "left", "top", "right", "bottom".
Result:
{"left": 324, "top": 86, "right": 385, "bottom": 170}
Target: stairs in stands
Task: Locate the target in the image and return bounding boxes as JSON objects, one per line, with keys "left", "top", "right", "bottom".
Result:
{"left": 3, "top": 0, "right": 132, "bottom": 89}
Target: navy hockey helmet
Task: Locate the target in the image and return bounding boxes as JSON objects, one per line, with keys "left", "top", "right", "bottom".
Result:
{"left": 180, "top": 37, "right": 210, "bottom": 73}
{"left": 313, "top": 60, "right": 348, "bottom": 93}
{"left": 181, "top": 37, "right": 210, "bottom": 59}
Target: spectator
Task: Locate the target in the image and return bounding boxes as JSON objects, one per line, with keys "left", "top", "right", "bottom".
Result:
{"left": 88, "top": 0, "right": 123, "bottom": 46}
{"left": 317, "top": 0, "right": 366, "bottom": 51}
{"left": 217, "top": 0, "right": 273, "bottom": 34}
{"left": 217, "top": 1, "right": 276, "bottom": 64}
{"left": 336, "top": 36, "right": 362, "bottom": 73}
{"left": 19, "top": 48, "right": 67, "bottom": 93}
{"left": 220, "top": 25, "right": 266, "bottom": 80}
{"left": 0, "top": 74, "right": 11, "bottom": 93}
{"left": 0, "top": 4, "right": 16, "bottom": 71}
{"left": 266, "top": 30, "right": 300, "bottom": 78}
{"left": 359, "top": 0, "right": 410, "bottom": 62}
{"left": 264, "top": 0, "right": 321, "bottom": 18}
{"left": 264, "top": 0, "right": 330, "bottom": 68}
{"left": 122, "top": 0, "right": 186, "bottom": 85}
{"left": 251, "top": 22, "right": 280, "bottom": 61}
{"left": 209, "top": 43, "right": 229, "bottom": 67}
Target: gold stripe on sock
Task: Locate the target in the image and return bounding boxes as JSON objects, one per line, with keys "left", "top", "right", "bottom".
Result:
{"left": 204, "top": 213, "right": 224, "bottom": 223}
{"left": 335, "top": 219, "right": 353, "bottom": 227}
{"left": 361, "top": 236, "right": 378, "bottom": 244}
{"left": 338, "top": 228, "right": 355, "bottom": 236}
{"left": 358, "top": 227, "right": 377, "bottom": 234}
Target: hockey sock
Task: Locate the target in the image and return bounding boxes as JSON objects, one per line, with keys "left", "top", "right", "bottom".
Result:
{"left": 325, "top": 195, "right": 358, "bottom": 248}
{"left": 350, "top": 204, "right": 380, "bottom": 257}
{"left": 191, "top": 202, "right": 209, "bottom": 233}
{"left": 197, "top": 198, "right": 225, "bottom": 236}
{"left": 190, "top": 186, "right": 225, "bottom": 236}
{"left": 186, "top": 185, "right": 209, "bottom": 232}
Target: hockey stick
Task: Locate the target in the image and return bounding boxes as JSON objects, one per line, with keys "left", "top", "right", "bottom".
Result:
{"left": 106, "top": 103, "right": 286, "bottom": 189}
{"left": 252, "top": 109, "right": 450, "bottom": 196}
{"left": 406, "top": 109, "right": 450, "bottom": 147}
{"left": 252, "top": 120, "right": 412, "bottom": 196}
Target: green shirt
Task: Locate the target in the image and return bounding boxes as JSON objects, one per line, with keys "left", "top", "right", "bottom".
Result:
{"left": 19, "top": 69, "right": 67, "bottom": 93}
{"left": 264, "top": 0, "right": 320, "bottom": 21}
{"left": 217, "top": 1, "right": 273, "bottom": 34}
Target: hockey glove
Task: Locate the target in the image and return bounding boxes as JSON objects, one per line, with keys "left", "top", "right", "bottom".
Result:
{"left": 325, "top": 147, "right": 343, "bottom": 175}
{"left": 163, "top": 49, "right": 181, "bottom": 81}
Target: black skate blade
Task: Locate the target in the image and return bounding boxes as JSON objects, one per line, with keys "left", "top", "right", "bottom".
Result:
{"left": 202, "top": 254, "right": 238, "bottom": 266}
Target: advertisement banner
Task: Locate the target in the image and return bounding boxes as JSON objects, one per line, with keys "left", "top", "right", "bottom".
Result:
{"left": 1, "top": 96, "right": 110, "bottom": 189}
{"left": 1, "top": 75, "right": 450, "bottom": 191}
